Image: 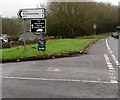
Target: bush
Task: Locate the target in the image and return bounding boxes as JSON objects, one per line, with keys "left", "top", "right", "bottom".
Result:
{"left": 1, "top": 39, "right": 38, "bottom": 49}
{"left": 1, "top": 36, "right": 56, "bottom": 49}
{"left": 2, "top": 42, "right": 11, "bottom": 49}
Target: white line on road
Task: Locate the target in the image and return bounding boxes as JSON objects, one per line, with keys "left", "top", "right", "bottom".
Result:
{"left": 110, "top": 76, "right": 116, "bottom": 79}
{"left": 4, "top": 76, "right": 118, "bottom": 84}
{"left": 109, "top": 70, "right": 115, "bottom": 72}
{"left": 108, "top": 67, "right": 114, "bottom": 70}
{"left": 104, "top": 54, "right": 117, "bottom": 83}
{"left": 109, "top": 73, "right": 115, "bottom": 76}
{"left": 47, "top": 67, "right": 60, "bottom": 72}
{"left": 106, "top": 39, "right": 120, "bottom": 66}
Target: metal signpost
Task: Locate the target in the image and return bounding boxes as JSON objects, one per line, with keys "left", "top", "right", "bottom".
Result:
{"left": 23, "top": 20, "right": 27, "bottom": 51}
{"left": 18, "top": 8, "right": 46, "bottom": 51}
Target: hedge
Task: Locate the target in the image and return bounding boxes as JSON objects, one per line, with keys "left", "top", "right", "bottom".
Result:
{"left": 1, "top": 36, "right": 56, "bottom": 49}
{"left": 1, "top": 40, "right": 38, "bottom": 49}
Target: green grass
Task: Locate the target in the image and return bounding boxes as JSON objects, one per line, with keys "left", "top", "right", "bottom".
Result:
{"left": 77, "top": 33, "right": 110, "bottom": 40}
{"left": 0, "top": 33, "right": 110, "bottom": 60}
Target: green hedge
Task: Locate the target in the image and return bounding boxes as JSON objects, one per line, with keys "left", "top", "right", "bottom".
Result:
{"left": 1, "top": 36, "right": 56, "bottom": 49}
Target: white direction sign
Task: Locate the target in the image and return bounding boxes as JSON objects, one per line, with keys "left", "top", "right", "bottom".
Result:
{"left": 18, "top": 8, "right": 45, "bottom": 19}
{"left": 93, "top": 24, "right": 97, "bottom": 29}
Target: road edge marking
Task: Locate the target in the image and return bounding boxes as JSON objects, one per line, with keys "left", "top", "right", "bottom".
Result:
{"left": 104, "top": 54, "right": 118, "bottom": 83}
{"left": 4, "top": 76, "right": 118, "bottom": 84}
{"left": 106, "top": 39, "right": 120, "bottom": 67}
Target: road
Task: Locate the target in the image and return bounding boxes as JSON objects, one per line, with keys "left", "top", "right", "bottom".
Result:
{"left": 2, "top": 36, "right": 119, "bottom": 98}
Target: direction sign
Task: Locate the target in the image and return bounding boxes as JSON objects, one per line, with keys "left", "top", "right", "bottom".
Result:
{"left": 93, "top": 24, "right": 97, "bottom": 29}
{"left": 18, "top": 8, "right": 45, "bottom": 19}
{"left": 30, "top": 19, "right": 46, "bottom": 33}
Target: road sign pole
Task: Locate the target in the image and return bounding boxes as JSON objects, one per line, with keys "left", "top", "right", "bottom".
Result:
{"left": 38, "top": 32, "right": 42, "bottom": 51}
{"left": 40, "top": 33, "right": 43, "bottom": 39}
{"left": 94, "top": 28, "right": 96, "bottom": 35}
{"left": 23, "top": 19, "right": 27, "bottom": 51}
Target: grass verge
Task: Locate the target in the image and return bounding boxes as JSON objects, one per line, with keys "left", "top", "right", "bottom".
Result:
{"left": 0, "top": 33, "right": 110, "bottom": 62}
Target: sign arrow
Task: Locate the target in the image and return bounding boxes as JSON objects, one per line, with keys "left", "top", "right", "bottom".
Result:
{"left": 18, "top": 9, "right": 22, "bottom": 19}
{"left": 31, "top": 24, "right": 34, "bottom": 28}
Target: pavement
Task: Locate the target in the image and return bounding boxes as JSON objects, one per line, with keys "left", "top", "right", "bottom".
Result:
{"left": 1, "top": 36, "right": 119, "bottom": 98}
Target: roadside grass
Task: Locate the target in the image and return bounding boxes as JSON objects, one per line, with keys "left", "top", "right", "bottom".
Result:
{"left": 77, "top": 33, "right": 110, "bottom": 40}
{"left": 0, "top": 33, "right": 110, "bottom": 60}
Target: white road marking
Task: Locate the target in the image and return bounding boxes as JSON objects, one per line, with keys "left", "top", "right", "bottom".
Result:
{"left": 110, "top": 80, "right": 118, "bottom": 83}
{"left": 110, "top": 76, "right": 116, "bottom": 79}
{"left": 108, "top": 67, "right": 114, "bottom": 70}
{"left": 4, "top": 76, "right": 117, "bottom": 84}
{"left": 109, "top": 70, "right": 115, "bottom": 72}
{"left": 26, "top": 67, "right": 60, "bottom": 72}
{"left": 106, "top": 39, "right": 120, "bottom": 66}
{"left": 48, "top": 67, "right": 60, "bottom": 72}
{"left": 104, "top": 54, "right": 118, "bottom": 83}
{"left": 109, "top": 73, "right": 115, "bottom": 76}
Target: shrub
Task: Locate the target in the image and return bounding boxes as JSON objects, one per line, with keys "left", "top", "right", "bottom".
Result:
{"left": 2, "top": 42, "right": 11, "bottom": 49}
{"left": 1, "top": 39, "right": 38, "bottom": 49}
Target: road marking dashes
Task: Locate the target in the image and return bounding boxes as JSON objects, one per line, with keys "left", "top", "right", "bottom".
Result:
{"left": 4, "top": 76, "right": 118, "bottom": 84}
{"left": 110, "top": 76, "right": 116, "bottom": 79}
{"left": 104, "top": 54, "right": 117, "bottom": 83}
{"left": 109, "top": 73, "right": 115, "bottom": 75}
{"left": 109, "top": 70, "right": 115, "bottom": 72}
{"left": 106, "top": 39, "right": 120, "bottom": 67}
{"left": 108, "top": 67, "right": 114, "bottom": 70}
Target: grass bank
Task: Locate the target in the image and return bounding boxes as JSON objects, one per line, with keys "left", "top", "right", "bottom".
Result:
{"left": 1, "top": 33, "right": 110, "bottom": 62}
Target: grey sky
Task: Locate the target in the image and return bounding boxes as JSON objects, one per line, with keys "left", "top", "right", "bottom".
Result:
{"left": 0, "top": 0, "right": 119, "bottom": 17}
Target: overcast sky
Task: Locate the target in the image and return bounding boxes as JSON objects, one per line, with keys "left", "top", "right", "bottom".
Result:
{"left": 0, "top": 0, "right": 119, "bottom": 18}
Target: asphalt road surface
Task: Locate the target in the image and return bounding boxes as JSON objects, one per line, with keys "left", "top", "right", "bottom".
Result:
{"left": 2, "top": 36, "right": 119, "bottom": 98}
